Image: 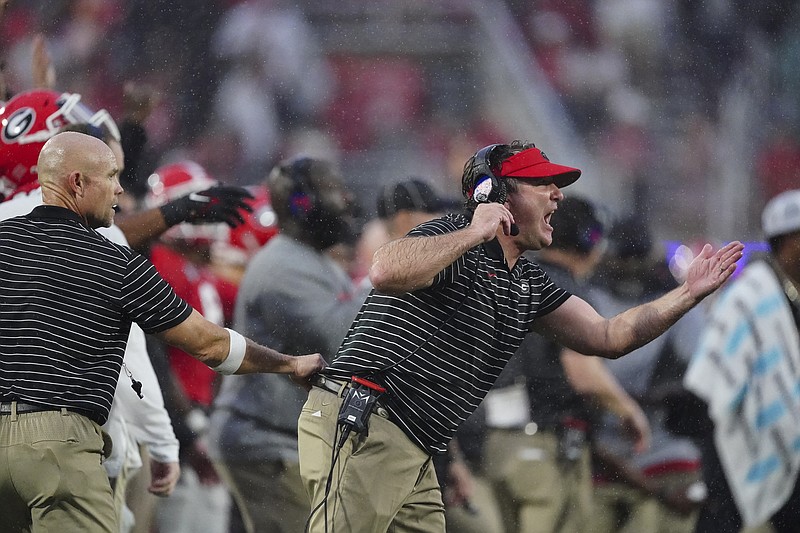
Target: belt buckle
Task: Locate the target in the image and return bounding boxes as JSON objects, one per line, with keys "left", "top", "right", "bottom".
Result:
{"left": 312, "top": 375, "right": 343, "bottom": 396}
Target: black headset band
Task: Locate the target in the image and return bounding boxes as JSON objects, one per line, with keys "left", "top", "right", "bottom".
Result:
{"left": 473, "top": 144, "right": 502, "bottom": 181}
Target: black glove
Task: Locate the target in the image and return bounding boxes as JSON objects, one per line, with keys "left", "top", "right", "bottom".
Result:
{"left": 160, "top": 185, "right": 254, "bottom": 228}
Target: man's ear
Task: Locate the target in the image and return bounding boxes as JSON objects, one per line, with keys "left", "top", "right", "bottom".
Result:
{"left": 69, "top": 171, "right": 85, "bottom": 197}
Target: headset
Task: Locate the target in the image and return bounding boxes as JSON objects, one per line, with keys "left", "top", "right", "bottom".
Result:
{"left": 281, "top": 157, "right": 318, "bottom": 223}
{"left": 466, "top": 143, "right": 519, "bottom": 236}
{"left": 277, "top": 156, "right": 355, "bottom": 250}
{"left": 468, "top": 144, "right": 507, "bottom": 204}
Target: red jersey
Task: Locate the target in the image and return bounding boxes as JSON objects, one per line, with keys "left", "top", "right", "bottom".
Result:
{"left": 149, "top": 244, "right": 238, "bottom": 407}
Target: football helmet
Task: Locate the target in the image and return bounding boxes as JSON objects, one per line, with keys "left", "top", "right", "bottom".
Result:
{"left": 0, "top": 89, "right": 120, "bottom": 200}
{"left": 212, "top": 184, "right": 278, "bottom": 266}
{"left": 146, "top": 161, "right": 228, "bottom": 246}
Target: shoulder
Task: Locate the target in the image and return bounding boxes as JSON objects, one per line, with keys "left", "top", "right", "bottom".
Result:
{"left": 407, "top": 213, "right": 468, "bottom": 237}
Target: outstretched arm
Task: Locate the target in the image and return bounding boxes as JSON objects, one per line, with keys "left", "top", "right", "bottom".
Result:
{"left": 535, "top": 241, "right": 744, "bottom": 358}
{"left": 561, "top": 349, "right": 650, "bottom": 452}
{"left": 116, "top": 185, "right": 254, "bottom": 252}
{"left": 154, "top": 310, "right": 326, "bottom": 387}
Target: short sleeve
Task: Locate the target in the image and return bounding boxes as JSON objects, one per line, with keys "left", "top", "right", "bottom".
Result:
{"left": 121, "top": 253, "right": 193, "bottom": 333}
{"left": 533, "top": 265, "right": 572, "bottom": 317}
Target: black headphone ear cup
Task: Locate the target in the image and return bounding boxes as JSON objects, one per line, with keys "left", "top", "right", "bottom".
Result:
{"left": 469, "top": 144, "right": 503, "bottom": 204}
{"left": 496, "top": 178, "right": 507, "bottom": 204}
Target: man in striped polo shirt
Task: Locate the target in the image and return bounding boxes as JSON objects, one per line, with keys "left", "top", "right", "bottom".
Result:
{"left": 0, "top": 131, "right": 325, "bottom": 533}
{"left": 297, "top": 141, "right": 744, "bottom": 533}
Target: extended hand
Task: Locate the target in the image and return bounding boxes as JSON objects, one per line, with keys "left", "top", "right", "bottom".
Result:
{"left": 619, "top": 401, "right": 651, "bottom": 454}
{"left": 444, "top": 457, "right": 475, "bottom": 507}
{"left": 684, "top": 241, "right": 744, "bottom": 302}
{"left": 148, "top": 459, "right": 181, "bottom": 497}
{"left": 161, "top": 185, "right": 254, "bottom": 227}
{"left": 31, "top": 34, "right": 56, "bottom": 89}
{"left": 291, "top": 354, "right": 328, "bottom": 390}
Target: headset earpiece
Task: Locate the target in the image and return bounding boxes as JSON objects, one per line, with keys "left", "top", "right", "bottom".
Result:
{"left": 470, "top": 144, "right": 506, "bottom": 204}
{"left": 468, "top": 144, "right": 518, "bottom": 235}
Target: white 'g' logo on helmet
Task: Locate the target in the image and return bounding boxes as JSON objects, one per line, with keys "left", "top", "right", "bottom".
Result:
{"left": 1, "top": 108, "right": 36, "bottom": 144}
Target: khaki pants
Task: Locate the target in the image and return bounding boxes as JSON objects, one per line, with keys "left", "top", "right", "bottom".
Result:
{"left": 594, "top": 468, "right": 702, "bottom": 533}
{"left": 445, "top": 475, "right": 504, "bottom": 533}
{"left": 593, "top": 482, "right": 660, "bottom": 533}
{"left": 298, "top": 387, "right": 446, "bottom": 533}
{"left": 484, "top": 429, "right": 593, "bottom": 533}
{"left": 214, "top": 458, "right": 308, "bottom": 533}
{"left": 0, "top": 407, "right": 117, "bottom": 533}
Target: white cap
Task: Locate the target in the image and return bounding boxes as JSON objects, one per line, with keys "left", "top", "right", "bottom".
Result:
{"left": 762, "top": 189, "right": 800, "bottom": 239}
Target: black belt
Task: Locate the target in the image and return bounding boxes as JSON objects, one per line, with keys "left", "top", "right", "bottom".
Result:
{"left": 310, "top": 374, "right": 348, "bottom": 396}
{"left": 0, "top": 401, "right": 58, "bottom": 415}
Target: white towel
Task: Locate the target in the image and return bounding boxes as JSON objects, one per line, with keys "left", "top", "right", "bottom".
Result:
{"left": 685, "top": 260, "right": 800, "bottom": 526}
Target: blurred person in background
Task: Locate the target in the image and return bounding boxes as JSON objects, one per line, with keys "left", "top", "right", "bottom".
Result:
{"left": 209, "top": 2, "right": 332, "bottom": 182}
{"left": 589, "top": 215, "right": 707, "bottom": 533}
{"left": 206, "top": 156, "right": 367, "bottom": 533}
{"left": 684, "top": 189, "right": 800, "bottom": 533}
{"left": 483, "top": 196, "right": 651, "bottom": 533}
{"left": 142, "top": 160, "right": 247, "bottom": 533}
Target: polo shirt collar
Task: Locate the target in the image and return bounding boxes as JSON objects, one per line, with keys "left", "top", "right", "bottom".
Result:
{"left": 29, "top": 205, "right": 86, "bottom": 225}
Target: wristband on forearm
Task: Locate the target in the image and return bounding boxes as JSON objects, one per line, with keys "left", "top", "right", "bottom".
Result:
{"left": 215, "top": 328, "right": 246, "bottom": 375}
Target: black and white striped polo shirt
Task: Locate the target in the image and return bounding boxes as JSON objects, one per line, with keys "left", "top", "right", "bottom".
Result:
{"left": 0, "top": 205, "right": 192, "bottom": 424}
{"left": 325, "top": 213, "right": 570, "bottom": 455}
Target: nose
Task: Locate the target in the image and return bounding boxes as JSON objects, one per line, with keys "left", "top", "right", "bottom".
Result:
{"left": 550, "top": 184, "right": 564, "bottom": 201}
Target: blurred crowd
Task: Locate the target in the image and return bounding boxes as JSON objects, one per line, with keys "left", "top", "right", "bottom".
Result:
{"left": 3, "top": 0, "right": 800, "bottom": 239}
{"left": 2, "top": 1, "right": 799, "bottom": 533}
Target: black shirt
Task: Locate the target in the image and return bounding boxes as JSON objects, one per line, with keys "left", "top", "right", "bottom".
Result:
{"left": 0, "top": 206, "right": 192, "bottom": 424}
{"left": 325, "top": 214, "right": 570, "bottom": 454}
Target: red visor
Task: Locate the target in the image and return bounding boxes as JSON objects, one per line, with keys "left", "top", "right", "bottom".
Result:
{"left": 499, "top": 148, "right": 581, "bottom": 188}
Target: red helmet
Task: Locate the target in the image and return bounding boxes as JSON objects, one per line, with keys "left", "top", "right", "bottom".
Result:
{"left": 145, "top": 161, "right": 227, "bottom": 245}
{"left": 0, "top": 89, "right": 120, "bottom": 200}
{"left": 212, "top": 184, "right": 278, "bottom": 266}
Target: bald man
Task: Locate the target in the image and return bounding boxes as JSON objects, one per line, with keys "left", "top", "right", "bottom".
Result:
{"left": 0, "top": 132, "right": 325, "bottom": 533}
